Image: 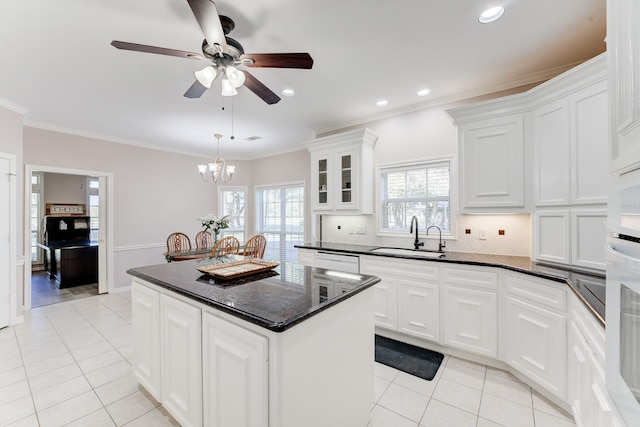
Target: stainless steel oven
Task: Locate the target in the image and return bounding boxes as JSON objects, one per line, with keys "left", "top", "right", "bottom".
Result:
{"left": 607, "top": 167, "right": 640, "bottom": 426}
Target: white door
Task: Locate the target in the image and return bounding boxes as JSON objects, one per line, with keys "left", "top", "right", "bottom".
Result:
{"left": 0, "top": 153, "right": 15, "bottom": 328}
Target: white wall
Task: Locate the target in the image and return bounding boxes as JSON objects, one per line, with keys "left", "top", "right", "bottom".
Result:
{"left": 43, "top": 172, "right": 88, "bottom": 206}
{"left": 23, "top": 127, "right": 218, "bottom": 289}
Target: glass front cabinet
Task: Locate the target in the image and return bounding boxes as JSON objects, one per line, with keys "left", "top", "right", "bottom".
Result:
{"left": 305, "top": 128, "right": 378, "bottom": 214}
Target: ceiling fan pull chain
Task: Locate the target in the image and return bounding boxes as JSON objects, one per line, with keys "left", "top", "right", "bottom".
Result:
{"left": 231, "top": 98, "right": 235, "bottom": 140}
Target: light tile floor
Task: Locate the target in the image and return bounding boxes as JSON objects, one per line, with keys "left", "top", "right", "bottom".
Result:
{"left": 1, "top": 292, "right": 576, "bottom": 427}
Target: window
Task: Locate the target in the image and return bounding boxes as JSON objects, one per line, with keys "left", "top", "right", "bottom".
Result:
{"left": 88, "top": 177, "right": 99, "bottom": 242}
{"left": 219, "top": 187, "right": 246, "bottom": 242}
{"left": 30, "top": 173, "right": 43, "bottom": 263}
{"left": 379, "top": 159, "right": 453, "bottom": 234}
{"left": 256, "top": 183, "right": 305, "bottom": 284}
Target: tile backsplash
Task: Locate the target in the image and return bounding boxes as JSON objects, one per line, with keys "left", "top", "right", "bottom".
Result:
{"left": 320, "top": 214, "right": 531, "bottom": 257}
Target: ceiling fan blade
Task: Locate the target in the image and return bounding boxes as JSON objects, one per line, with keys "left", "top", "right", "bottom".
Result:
{"left": 240, "top": 53, "right": 314, "bottom": 69}
{"left": 184, "top": 80, "right": 209, "bottom": 98}
{"left": 187, "top": 0, "right": 227, "bottom": 50}
{"left": 243, "top": 71, "right": 281, "bottom": 105}
{"left": 111, "top": 40, "right": 204, "bottom": 60}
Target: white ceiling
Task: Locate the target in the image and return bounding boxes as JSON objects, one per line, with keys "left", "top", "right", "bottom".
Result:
{"left": 0, "top": 0, "right": 606, "bottom": 160}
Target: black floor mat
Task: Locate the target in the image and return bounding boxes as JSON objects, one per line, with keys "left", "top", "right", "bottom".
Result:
{"left": 374, "top": 335, "right": 444, "bottom": 381}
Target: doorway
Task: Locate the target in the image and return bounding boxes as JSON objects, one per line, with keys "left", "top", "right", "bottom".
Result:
{"left": 24, "top": 165, "right": 113, "bottom": 311}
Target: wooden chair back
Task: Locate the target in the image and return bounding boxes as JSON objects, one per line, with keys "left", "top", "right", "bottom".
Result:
{"left": 194, "top": 230, "right": 214, "bottom": 250}
{"left": 166, "top": 232, "right": 192, "bottom": 253}
{"left": 243, "top": 234, "right": 267, "bottom": 258}
{"left": 211, "top": 236, "right": 241, "bottom": 257}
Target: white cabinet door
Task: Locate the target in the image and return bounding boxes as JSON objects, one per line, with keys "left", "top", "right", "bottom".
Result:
{"left": 534, "top": 210, "right": 571, "bottom": 265}
{"left": 443, "top": 286, "right": 497, "bottom": 358}
{"left": 372, "top": 278, "right": 398, "bottom": 330}
{"left": 571, "top": 209, "right": 607, "bottom": 270}
{"left": 570, "top": 81, "right": 609, "bottom": 205}
{"left": 161, "top": 294, "right": 202, "bottom": 427}
{"left": 459, "top": 114, "right": 525, "bottom": 211}
{"left": 505, "top": 296, "right": 566, "bottom": 400}
{"left": 608, "top": 0, "right": 640, "bottom": 174}
{"left": 398, "top": 280, "right": 440, "bottom": 342}
{"left": 533, "top": 99, "right": 571, "bottom": 206}
{"left": 333, "top": 146, "right": 359, "bottom": 211}
{"left": 131, "top": 281, "right": 161, "bottom": 401}
{"left": 310, "top": 151, "right": 333, "bottom": 211}
{"left": 202, "top": 312, "right": 268, "bottom": 427}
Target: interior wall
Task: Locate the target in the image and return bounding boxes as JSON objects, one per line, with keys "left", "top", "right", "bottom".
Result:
{"left": 0, "top": 103, "right": 25, "bottom": 318}
{"left": 43, "top": 172, "right": 88, "bottom": 206}
{"left": 23, "top": 127, "right": 219, "bottom": 289}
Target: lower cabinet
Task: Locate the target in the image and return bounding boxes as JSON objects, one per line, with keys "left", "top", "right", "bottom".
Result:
{"left": 443, "top": 286, "right": 497, "bottom": 358}
{"left": 160, "top": 294, "right": 202, "bottom": 427}
{"left": 505, "top": 296, "right": 566, "bottom": 399}
{"left": 132, "top": 281, "right": 161, "bottom": 399}
{"left": 361, "top": 256, "right": 439, "bottom": 341}
{"left": 568, "top": 298, "right": 619, "bottom": 427}
{"left": 132, "top": 280, "right": 268, "bottom": 427}
{"left": 442, "top": 267, "right": 498, "bottom": 358}
{"left": 202, "top": 312, "right": 268, "bottom": 427}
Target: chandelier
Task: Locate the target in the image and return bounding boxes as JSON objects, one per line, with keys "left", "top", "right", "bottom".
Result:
{"left": 198, "top": 134, "right": 235, "bottom": 183}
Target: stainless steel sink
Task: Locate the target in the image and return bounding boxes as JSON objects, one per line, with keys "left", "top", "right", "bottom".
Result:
{"left": 369, "top": 247, "right": 445, "bottom": 258}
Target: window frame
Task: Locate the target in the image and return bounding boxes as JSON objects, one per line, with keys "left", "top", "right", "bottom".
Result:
{"left": 218, "top": 185, "right": 247, "bottom": 243}
{"left": 376, "top": 156, "right": 457, "bottom": 239}
{"left": 254, "top": 181, "right": 306, "bottom": 276}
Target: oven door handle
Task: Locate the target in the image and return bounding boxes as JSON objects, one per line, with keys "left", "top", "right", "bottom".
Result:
{"left": 607, "top": 243, "right": 640, "bottom": 274}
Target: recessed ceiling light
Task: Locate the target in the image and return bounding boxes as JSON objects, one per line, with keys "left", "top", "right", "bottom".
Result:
{"left": 282, "top": 88, "right": 295, "bottom": 96}
{"left": 376, "top": 99, "right": 388, "bottom": 107}
{"left": 479, "top": 6, "right": 504, "bottom": 24}
{"left": 417, "top": 89, "right": 431, "bottom": 97}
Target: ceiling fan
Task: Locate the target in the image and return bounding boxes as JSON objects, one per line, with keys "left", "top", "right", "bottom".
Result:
{"left": 111, "top": 0, "right": 313, "bottom": 105}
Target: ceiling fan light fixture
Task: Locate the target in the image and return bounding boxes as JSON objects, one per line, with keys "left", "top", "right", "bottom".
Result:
{"left": 221, "top": 78, "right": 238, "bottom": 96}
{"left": 225, "top": 66, "right": 246, "bottom": 88}
{"left": 479, "top": 6, "right": 504, "bottom": 23}
{"left": 195, "top": 66, "right": 217, "bottom": 89}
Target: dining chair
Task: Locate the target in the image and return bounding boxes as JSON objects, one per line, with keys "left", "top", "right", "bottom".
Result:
{"left": 166, "top": 232, "right": 192, "bottom": 253}
{"left": 194, "top": 230, "right": 214, "bottom": 250}
{"left": 211, "top": 236, "right": 241, "bottom": 256}
{"left": 243, "top": 234, "right": 267, "bottom": 258}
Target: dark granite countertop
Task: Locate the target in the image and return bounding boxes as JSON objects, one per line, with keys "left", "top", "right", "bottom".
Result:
{"left": 127, "top": 255, "right": 380, "bottom": 332}
{"left": 296, "top": 242, "right": 605, "bottom": 326}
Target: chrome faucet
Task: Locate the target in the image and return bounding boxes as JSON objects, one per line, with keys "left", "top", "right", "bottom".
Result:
{"left": 409, "top": 216, "right": 424, "bottom": 250}
{"left": 426, "top": 225, "right": 446, "bottom": 252}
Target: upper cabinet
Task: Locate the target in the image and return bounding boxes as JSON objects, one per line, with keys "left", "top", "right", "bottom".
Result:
{"left": 448, "top": 89, "right": 530, "bottom": 213}
{"left": 533, "top": 73, "right": 608, "bottom": 207}
{"left": 456, "top": 114, "right": 526, "bottom": 212}
{"left": 304, "top": 128, "right": 378, "bottom": 214}
{"left": 608, "top": 0, "right": 640, "bottom": 175}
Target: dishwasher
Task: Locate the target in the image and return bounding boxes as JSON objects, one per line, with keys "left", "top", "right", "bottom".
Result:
{"left": 314, "top": 251, "right": 360, "bottom": 273}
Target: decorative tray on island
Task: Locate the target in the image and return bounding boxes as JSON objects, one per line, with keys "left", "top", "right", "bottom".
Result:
{"left": 197, "top": 259, "right": 280, "bottom": 280}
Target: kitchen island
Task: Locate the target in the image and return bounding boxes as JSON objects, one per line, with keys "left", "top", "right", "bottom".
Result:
{"left": 127, "top": 255, "right": 380, "bottom": 427}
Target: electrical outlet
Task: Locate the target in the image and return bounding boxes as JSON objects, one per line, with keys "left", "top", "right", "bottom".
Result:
{"left": 465, "top": 229, "right": 471, "bottom": 234}
{"left": 355, "top": 225, "right": 367, "bottom": 235}
{"left": 498, "top": 229, "right": 505, "bottom": 236}
{"left": 479, "top": 229, "right": 487, "bottom": 240}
